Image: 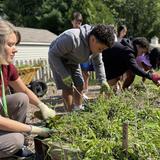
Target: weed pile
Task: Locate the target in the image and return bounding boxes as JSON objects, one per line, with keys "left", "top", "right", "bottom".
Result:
{"left": 46, "top": 80, "right": 160, "bottom": 160}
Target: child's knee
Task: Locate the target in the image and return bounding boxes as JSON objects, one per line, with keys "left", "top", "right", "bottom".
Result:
{"left": 12, "top": 133, "right": 24, "bottom": 151}
{"left": 16, "top": 93, "right": 29, "bottom": 104}
{"left": 0, "top": 133, "right": 24, "bottom": 158}
{"left": 13, "top": 93, "right": 29, "bottom": 111}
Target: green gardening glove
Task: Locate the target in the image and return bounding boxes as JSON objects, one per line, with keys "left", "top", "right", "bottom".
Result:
{"left": 62, "top": 76, "right": 73, "bottom": 87}
{"left": 30, "top": 125, "right": 53, "bottom": 137}
{"left": 100, "top": 81, "right": 111, "bottom": 94}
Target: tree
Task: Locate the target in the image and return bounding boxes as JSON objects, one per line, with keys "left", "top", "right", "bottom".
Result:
{"left": 0, "top": 1, "right": 5, "bottom": 18}
{"left": 38, "top": 0, "right": 115, "bottom": 34}
{"left": 122, "top": 0, "right": 160, "bottom": 39}
{"left": 104, "top": 0, "right": 160, "bottom": 39}
{"left": 2, "top": 0, "right": 43, "bottom": 27}
{"left": 36, "top": 0, "right": 70, "bottom": 34}
{"left": 1, "top": 0, "right": 115, "bottom": 35}
{"left": 68, "top": 0, "right": 114, "bottom": 25}
{"left": 1, "top": 0, "right": 160, "bottom": 39}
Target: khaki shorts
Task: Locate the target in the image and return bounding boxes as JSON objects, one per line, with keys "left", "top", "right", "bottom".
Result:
{"left": 50, "top": 61, "right": 84, "bottom": 90}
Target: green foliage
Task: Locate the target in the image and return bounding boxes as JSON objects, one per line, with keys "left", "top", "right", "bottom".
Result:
{"left": 1, "top": 0, "right": 160, "bottom": 43}
{"left": 0, "top": 0, "right": 114, "bottom": 34}
{"left": 46, "top": 81, "right": 160, "bottom": 159}
{"left": 122, "top": 0, "right": 160, "bottom": 38}
{"left": 2, "top": 0, "right": 42, "bottom": 27}
{"left": 37, "top": 0, "right": 114, "bottom": 34}
{"left": 104, "top": 0, "right": 160, "bottom": 39}
{"left": 0, "top": 1, "right": 4, "bottom": 16}
{"left": 69, "top": 0, "right": 114, "bottom": 25}
{"left": 36, "top": 0, "right": 70, "bottom": 34}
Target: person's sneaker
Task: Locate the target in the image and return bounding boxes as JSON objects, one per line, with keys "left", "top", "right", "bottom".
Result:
{"left": 13, "top": 146, "right": 34, "bottom": 159}
{"left": 72, "top": 105, "right": 85, "bottom": 111}
{"left": 83, "top": 93, "right": 89, "bottom": 100}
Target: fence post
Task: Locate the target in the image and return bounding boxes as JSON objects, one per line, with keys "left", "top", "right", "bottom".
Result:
{"left": 41, "top": 59, "right": 45, "bottom": 82}
{"left": 122, "top": 122, "right": 128, "bottom": 158}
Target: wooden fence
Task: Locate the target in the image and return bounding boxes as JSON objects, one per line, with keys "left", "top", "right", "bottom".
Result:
{"left": 14, "top": 58, "right": 96, "bottom": 83}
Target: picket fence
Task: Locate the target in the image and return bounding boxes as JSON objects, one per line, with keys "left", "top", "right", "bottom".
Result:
{"left": 14, "top": 58, "right": 53, "bottom": 83}
{"left": 14, "top": 58, "right": 96, "bottom": 84}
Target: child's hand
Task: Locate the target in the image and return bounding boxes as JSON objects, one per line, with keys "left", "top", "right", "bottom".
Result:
{"left": 100, "top": 81, "right": 110, "bottom": 93}
{"left": 151, "top": 72, "right": 160, "bottom": 80}
{"left": 62, "top": 76, "right": 73, "bottom": 87}
{"left": 151, "top": 72, "right": 160, "bottom": 85}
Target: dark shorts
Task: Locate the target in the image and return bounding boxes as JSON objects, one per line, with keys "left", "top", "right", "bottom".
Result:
{"left": 80, "top": 61, "right": 94, "bottom": 71}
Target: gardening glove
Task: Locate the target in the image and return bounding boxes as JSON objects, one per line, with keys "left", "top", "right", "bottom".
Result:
{"left": 62, "top": 76, "right": 73, "bottom": 87}
{"left": 100, "top": 81, "right": 111, "bottom": 94}
{"left": 150, "top": 72, "right": 160, "bottom": 85}
{"left": 30, "top": 125, "right": 53, "bottom": 137}
{"left": 38, "top": 102, "right": 56, "bottom": 120}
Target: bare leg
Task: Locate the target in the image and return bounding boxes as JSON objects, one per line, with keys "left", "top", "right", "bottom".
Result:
{"left": 122, "top": 70, "right": 135, "bottom": 89}
{"left": 141, "top": 63, "right": 152, "bottom": 83}
{"left": 82, "top": 71, "right": 90, "bottom": 91}
{"left": 108, "top": 77, "right": 121, "bottom": 92}
{"left": 62, "top": 89, "right": 74, "bottom": 112}
{"left": 73, "top": 86, "right": 83, "bottom": 106}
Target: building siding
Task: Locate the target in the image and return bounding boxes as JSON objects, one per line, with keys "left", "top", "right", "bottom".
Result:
{"left": 15, "top": 45, "right": 50, "bottom": 60}
{"left": 13, "top": 27, "right": 57, "bottom": 82}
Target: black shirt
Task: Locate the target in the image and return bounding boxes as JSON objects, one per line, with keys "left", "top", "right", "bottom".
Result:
{"left": 102, "top": 42, "right": 151, "bottom": 80}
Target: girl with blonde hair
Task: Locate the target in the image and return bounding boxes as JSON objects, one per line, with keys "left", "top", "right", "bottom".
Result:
{"left": 0, "top": 19, "right": 55, "bottom": 159}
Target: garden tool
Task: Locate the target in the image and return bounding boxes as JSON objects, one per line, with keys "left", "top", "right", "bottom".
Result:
{"left": 72, "top": 84, "right": 89, "bottom": 106}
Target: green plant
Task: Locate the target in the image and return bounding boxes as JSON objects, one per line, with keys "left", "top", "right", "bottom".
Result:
{"left": 45, "top": 77, "right": 160, "bottom": 159}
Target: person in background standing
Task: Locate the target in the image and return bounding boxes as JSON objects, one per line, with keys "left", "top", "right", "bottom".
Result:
{"left": 117, "top": 25, "right": 127, "bottom": 42}
{"left": 71, "top": 11, "right": 83, "bottom": 28}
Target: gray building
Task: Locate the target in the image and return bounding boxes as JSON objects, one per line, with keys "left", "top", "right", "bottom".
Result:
{"left": 15, "top": 27, "right": 57, "bottom": 61}
{"left": 14, "top": 27, "right": 57, "bottom": 83}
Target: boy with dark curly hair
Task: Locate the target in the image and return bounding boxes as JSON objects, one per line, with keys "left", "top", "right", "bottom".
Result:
{"left": 49, "top": 24, "right": 115, "bottom": 111}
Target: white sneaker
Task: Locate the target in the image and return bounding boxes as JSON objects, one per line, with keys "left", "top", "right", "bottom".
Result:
{"left": 73, "top": 105, "right": 85, "bottom": 111}
{"left": 83, "top": 93, "right": 89, "bottom": 100}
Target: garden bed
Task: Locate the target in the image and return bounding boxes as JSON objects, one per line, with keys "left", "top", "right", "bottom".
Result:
{"left": 40, "top": 78, "right": 160, "bottom": 159}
